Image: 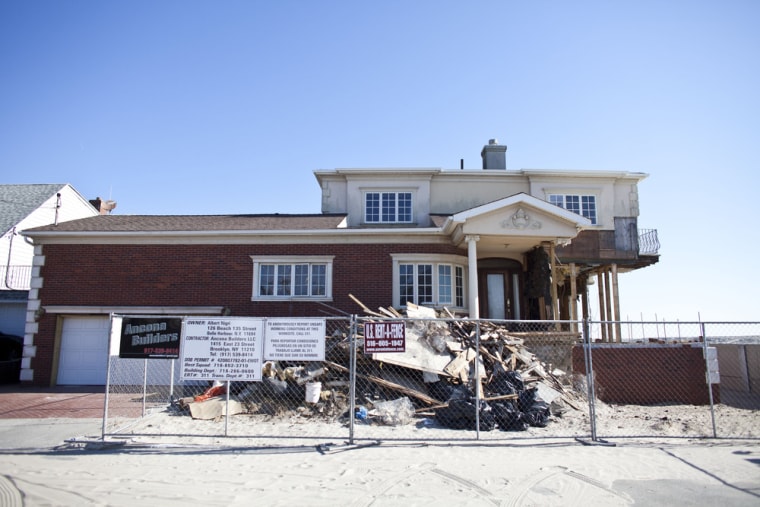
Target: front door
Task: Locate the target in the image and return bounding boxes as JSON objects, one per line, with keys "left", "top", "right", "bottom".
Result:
{"left": 486, "top": 273, "right": 508, "bottom": 319}
{"left": 478, "top": 259, "right": 523, "bottom": 320}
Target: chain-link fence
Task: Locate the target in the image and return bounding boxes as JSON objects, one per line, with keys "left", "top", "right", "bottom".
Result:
{"left": 103, "top": 316, "right": 355, "bottom": 442}
{"left": 102, "top": 315, "right": 760, "bottom": 444}
{"left": 704, "top": 322, "right": 760, "bottom": 439}
{"left": 582, "top": 320, "right": 760, "bottom": 440}
{"left": 349, "top": 316, "right": 590, "bottom": 442}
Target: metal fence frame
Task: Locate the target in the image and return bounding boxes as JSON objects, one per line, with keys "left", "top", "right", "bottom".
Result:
{"left": 101, "top": 315, "right": 759, "bottom": 444}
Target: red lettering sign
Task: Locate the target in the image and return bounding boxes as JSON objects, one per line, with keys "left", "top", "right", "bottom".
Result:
{"left": 363, "top": 322, "right": 406, "bottom": 353}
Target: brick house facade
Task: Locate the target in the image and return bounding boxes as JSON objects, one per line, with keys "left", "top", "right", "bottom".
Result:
{"left": 21, "top": 140, "right": 659, "bottom": 386}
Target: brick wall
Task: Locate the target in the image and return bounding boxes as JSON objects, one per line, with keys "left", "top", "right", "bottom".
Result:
{"left": 29, "top": 242, "right": 464, "bottom": 385}
{"left": 40, "top": 242, "right": 462, "bottom": 315}
{"left": 572, "top": 344, "right": 718, "bottom": 405}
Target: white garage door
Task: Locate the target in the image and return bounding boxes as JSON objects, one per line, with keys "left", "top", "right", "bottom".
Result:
{"left": 57, "top": 316, "right": 111, "bottom": 385}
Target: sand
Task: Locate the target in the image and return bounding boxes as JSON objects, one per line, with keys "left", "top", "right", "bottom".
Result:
{"left": 0, "top": 397, "right": 758, "bottom": 505}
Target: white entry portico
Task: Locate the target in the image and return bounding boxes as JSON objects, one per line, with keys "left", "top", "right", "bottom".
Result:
{"left": 442, "top": 193, "right": 592, "bottom": 319}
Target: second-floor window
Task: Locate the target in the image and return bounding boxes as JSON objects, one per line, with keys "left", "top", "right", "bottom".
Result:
{"left": 549, "top": 194, "right": 597, "bottom": 225}
{"left": 365, "top": 191, "right": 413, "bottom": 223}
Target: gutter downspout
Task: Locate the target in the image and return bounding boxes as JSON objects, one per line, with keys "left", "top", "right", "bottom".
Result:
{"left": 3, "top": 227, "right": 17, "bottom": 289}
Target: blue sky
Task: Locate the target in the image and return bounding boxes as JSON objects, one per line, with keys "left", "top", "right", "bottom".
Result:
{"left": 2, "top": 1, "right": 758, "bottom": 322}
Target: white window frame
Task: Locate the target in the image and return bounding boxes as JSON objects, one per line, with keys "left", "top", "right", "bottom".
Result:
{"left": 391, "top": 254, "right": 468, "bottom": 309}
{"left": 548, "top": 193, "right": 598, "bottom": 225}
{"left": 364, "top": 191, "right": 414, "bottom": 224}
{"left": 251, "top": 255, "right": 334, "bottom": 301}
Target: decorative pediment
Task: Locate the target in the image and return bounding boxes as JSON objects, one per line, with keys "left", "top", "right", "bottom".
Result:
{"left": 500, "top": 208, "right": 542, "bottom": 230}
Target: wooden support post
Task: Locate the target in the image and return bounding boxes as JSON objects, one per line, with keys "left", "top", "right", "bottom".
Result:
{"left": 612, "top": 263, "right": 622, "bottom": 343}
{"left": 549, "top": 243, "right": 558, "bottom": 327}
{"left": 581, "top": 277, "right": 589, "bottom": 321}
{"left": 597, "top": 269, "right": 607, "bottom": 342}
{"left": 569, "top": 263, "right": 577, "bottom": 333}
{"left": 603, "top": 267, "right": 614, "bottom": 342}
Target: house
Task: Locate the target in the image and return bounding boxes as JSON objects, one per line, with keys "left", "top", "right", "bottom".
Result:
{"left": 0, "top": 184, "right": 103, "bottom": 334}
{"left": 20, "top": 140, "right": 659, "bottom": 386}
{"left": 0, "top": 184, "right": 102, "bottom": 382}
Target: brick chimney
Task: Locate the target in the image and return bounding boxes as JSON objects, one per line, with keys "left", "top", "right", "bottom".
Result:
{"left": 89, "top": 197, "right": 117, "bottom": 215}
{"left": 481, "top": 139, "right": 507, "bottom": 170}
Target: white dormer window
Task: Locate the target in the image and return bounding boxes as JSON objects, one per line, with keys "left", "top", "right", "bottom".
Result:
{"left": 549, "top": 194, "right": 597, "bottom": 225}
{"left": 365, "top": 191, "right": 413, "bottom": 223}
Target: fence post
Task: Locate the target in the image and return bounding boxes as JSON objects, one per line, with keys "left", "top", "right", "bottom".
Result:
{"left": 578, "top": 319, "right": 614, "bottom": 446}
{"left": 584, "top": 319, "right": 598, "bottom": 440}
{"left": 474, "top": 319, "right": 481, "bottom": 440}
{"left": 701, "top": 321, "right": 717, "bottom": 438}
{"left": 348, "top": 314, "right": 357, "bottom": 445}
{"left": 142, "top": 358, "right": 148, "bottom": 417}
{"left": 102, "top": 313, "right": 116, "bottom": 440}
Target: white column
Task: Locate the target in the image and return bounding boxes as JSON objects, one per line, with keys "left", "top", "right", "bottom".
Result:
{"left": 466, "top": 235, "right": 480, "bottom": 318}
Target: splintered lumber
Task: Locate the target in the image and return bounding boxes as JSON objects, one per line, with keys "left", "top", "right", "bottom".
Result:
{"left": 478, "top": 345, "right": 507, "bottom": 370}
{"left": 349, "top": 293, "right": 385, "bottom": 318}
{"left": 443, "top": 348, "right": 476, "bottom": 378}
{"left": 405, "top": 302, "right": 437, "bottom": 318}
{"left": 378, "top": 307, "right": 400, "bottom": 318}
{"left": 505, "top": 344, "right": 534, "bottom": 367}
{"left": 326, "top": 361, "right": 439, "bottom": 406}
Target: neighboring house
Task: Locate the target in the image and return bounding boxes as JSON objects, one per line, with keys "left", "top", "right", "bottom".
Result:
{"left": 20, "top": 140, "right": 659, "bottom": 386}
{"left": 0, "top": 184, "right": 102, "bottom": 337}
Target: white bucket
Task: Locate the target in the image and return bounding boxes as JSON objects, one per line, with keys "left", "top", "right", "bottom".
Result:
{"left": 305, "top": 382, "right": 322, "bottom": 403}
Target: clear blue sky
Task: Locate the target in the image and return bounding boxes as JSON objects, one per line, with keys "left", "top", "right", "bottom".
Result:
{"left": 2, "top": 1, "right": 758, "bottom": 322}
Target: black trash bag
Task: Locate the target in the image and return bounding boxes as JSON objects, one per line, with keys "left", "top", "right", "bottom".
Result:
{"left": 435, "top": 397, "right": 495, "bottom": 431}
{"left": 517, "top": 387, "right": 537, "bottom": 412}
{"left": 477, "top": 401, "right": 496, "bottom": 431}
{"left": 503, "top": 371, "right": 525, "bottom": 392}
{"left": 488, "top": 372, "right": 519, "bottom": 396}
{"left": 263, "top": 377, "right": 288, "bottom": 395}
{"left": 427, "top": 381, "right": 460, "bottom": 403}
{"left": 523, "top": 399, "right": 551, "bottom": 428}
{"left": 491, "top": 401, "right": 528, "bottom": 431}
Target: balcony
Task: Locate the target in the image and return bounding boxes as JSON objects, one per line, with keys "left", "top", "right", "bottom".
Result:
{"left": 638, "top": 229, "right": 660, "bottom": 256}
{"left": 0, "top": 265, "right": 32, "bottom": 290}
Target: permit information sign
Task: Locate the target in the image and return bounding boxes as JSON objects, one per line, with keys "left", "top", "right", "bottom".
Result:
{"left": 363, "top": 321, "right": 406, "bottom": 353}
{"left": 264, "top": 318, "right": 326, "bottom": 361}
{"left": 180, "top": 318, "right": 264, "bottom": 381}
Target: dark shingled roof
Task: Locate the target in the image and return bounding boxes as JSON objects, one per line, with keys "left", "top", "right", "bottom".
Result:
{"left": 23, "top": 213, "right": 348, "bottom": 234}
{"left": 0, "top": 184, "right": 68, "bottom": 236}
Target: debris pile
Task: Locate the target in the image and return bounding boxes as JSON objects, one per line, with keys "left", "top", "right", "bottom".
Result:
{"left": 177, "top": 295, "right": 585, "bottom": 432}
{"left": 346, "top": 298, "right": 583, "bottom": 431}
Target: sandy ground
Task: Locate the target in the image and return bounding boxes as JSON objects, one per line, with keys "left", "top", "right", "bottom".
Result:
{"left": 0, "top": 428, "right": 758, "bottom": 506}
{"left": 0, "top": 399, "right": 759, "bottom": 506}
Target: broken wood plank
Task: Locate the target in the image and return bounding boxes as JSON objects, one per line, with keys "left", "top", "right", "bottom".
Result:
{"left": 443, "top": 348, "right": 476, "bottom": 377}
{"left": 406, "top": 302, "right": 437, "bottom": 318}
{"left": 326, "top": 361, "right": 439, "bottom": 406}
{"left": 349, "top": 293, "right": 386, "bottom": 318}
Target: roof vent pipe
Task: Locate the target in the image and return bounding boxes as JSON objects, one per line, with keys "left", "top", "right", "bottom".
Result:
{"left": 481, "top": 138, "right": 507, "bottom": 170}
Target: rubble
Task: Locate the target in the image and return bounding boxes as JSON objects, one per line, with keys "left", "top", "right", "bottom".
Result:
{"left": 175, "top": 295, "right": 585, "bottom": 432}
